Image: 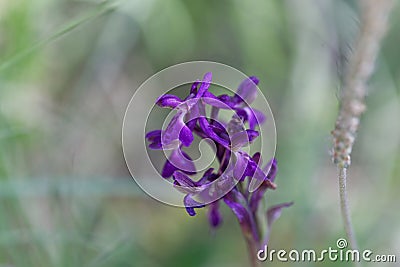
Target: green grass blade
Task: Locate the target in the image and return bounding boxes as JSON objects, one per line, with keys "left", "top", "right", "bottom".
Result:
{"left": 0, "top": 1, "right": 118, "bottom": 73}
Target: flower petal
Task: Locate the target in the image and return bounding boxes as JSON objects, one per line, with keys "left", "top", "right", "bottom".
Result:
{"left": 232, "top": 152, "right": 250, "bottom": 181}
{"left": 161, "top": 159, "right": 176, "bottom": 178}
{"left": 208, "top": 201, "right": 222, "bottom": 228}
{"left": 185, "top": 99, "right": 205, "bottom": 130}
{"left": 249, "top": 158, "right": 278, "bottom": 212}
{"left": 196, "top": 168, "right": 216, "bottom": 185}
{"left": 266, "top": 202, "right": 293, "bottom": 227}
{"left": 196, "top": 72, "right": 212, "bottom": 97}
{"left": 161, "top": 149, "right": 196, "bottom": 178}
{"left": 264, "top": 158, "right": 278, "bottom": 182}
{"left": 146, "top": 129, "right": 161, "bottom": 139}
{"left": 235, "top": 76, "right": 259, "bottom": 104}
{"left": 156, "top": 94, "right": 183, "bottom": 109}
{"left": 248, "top": 164, "right": 276, "bottom": 193}
{"left": 173, "top": 171, "right": 203, "bottom": 194}
{"left": 190, "top": 80, "right": 200, "bottom": 95}
{"left": 179, "top": 124, "right": 194, "bottom": 147}
{"left": 230, "top": 131, "right": 249, "bottom": 151}
{"left": 230, "top": 130, "right": 259, "bottom": 151}
{"left": 184, "top": 194, "right": 205, "bottom": 216}
{"left": 199, "top": 117, "right": 229, "bottom": 148}
{"left": 173, "top": 171, "right": 197, "bottom": 188}
{"left": 201, "top": 92, "right": 234, "bottom": 109}
{"left": 149, "top": 142, "right": 162, "bottom": 150}
{"left": 244, "top": 107, "right": 266, "bottom": 130}
{"left": 252, "top": 152, "right": 261, "bottom": 165}
{"left": 223, "top": 188, "right": 259, "bottom": 241}
{"left": 223, "top": 190, "right": 248, "bottom": 224}
{"left": 162, "top": 111, "right": 194, "bottom": 148}
{"left": 146, "top": 130, "right": 162, "bottom": 150}
{"left": 262, "top": 202, "right": 293, "bottom": 246}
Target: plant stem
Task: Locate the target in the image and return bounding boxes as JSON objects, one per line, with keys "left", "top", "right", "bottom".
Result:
{"left": 241, "top": 201, "right": 262, "bottom": 267}
{"left": 332, "top": 2, "right": 393, "bottom": 265}
{"left": 338, "top": 167, "right": 358, "bottom": 251}
{"left": 332, "top": 0, "right": 394, "bottom": 169}
{"left": 243, "top": 232, "right": 261, "bottom": 267}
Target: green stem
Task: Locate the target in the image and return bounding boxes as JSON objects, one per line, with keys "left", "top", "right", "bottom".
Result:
{"left": 0, "top": 1, "right": 117, "bottom": 72}
{"left": 338, "top": 167, "right": 361, "bottom": 267}
{"left": 241, "top": 201, "right": 262, "bottom": 267}
{"left": 243, "top": 232, "right": 261, "bottom": 267}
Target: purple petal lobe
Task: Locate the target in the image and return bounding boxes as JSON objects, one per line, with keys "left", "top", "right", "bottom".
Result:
{"left": 230, "top": 131, "right": 247, "bottom": 148}
{"left": 248, "top": 158, "right": 278, "bottom": 211}
{"left": 244, "top": 107, "right": 266, "bottom": 130}
{"left": 146, "top": 130, "right": 161, "bottom": 139}
{"left": 190, "top": 80, "right": 200, "bottom": 94}
{"left": 230, "top": 129, "right": 259, "bottom": 151}
{"left": 223, "top": 189, "right": 259, "bottom": 241}
{"left": 248, "top": 168, "right": 272, "bottom": 193}
{"left": 149, "top": 142, "right": 162, "bottom": 150}
{"left": 248, "top": 166, "right": 269, "bottom": 193}
{"left": 161, "top": 149, "right": 196, "bottom": 178}
{"left": 254, "top": 109, "right": 266, "bottom": 125}
{"left": 179, "top": 124, "right": 194, "bottom": 147}
{"left": 252, "top": 152, "right": 261, "bottom": 165}
{"left": 184, "top": 194, "right": 205, "bottom": 216}
{"left": 267, "top": 202, "right": 293, "bottom": 227}
{"left": 249, "top": 179, "right": 277, "bottom": 213}
{"left": 186, "top": 207, "right": 196, "bottom": 216}
{"left": 262, "top": 202, "right": 293, "bottom": 247}
{"left": 248, "top": 157, "right": 278, "bottom": 192}
{"left": 246, "top": 130, "right": 259, "bottom": 142}
{"left": 173, "top": 171, "right": 197, "bottom": 188}
{"left": 264, "top": 158, "right": 278, "bottom": 182}
{"left": 161, "top": 159, "right": 176, "bottom": 178}
{"left": 208, "top": 202, "right": 222, "bottom": 228}
{"left": 223, "top": 191, "right": 248, "bottom": 224}
{"left": 173, "top": 171, "right": 202, "bottom": 194}
{"left": 196, "top": 72, "right": 212, "bottom": 97}
{"left": 196, "top": 168, "right": 215, "bottom": 185}
{"left": 236, "top": 76, "right": 259, "bottom": 104}
{"left": 201, "top": 93, "right": 233, "bottom": 109}
{"left": 199, "top": 117, "right": 229, "bottom": 148}
{"left": 146, "top": 130, "right": 162, "bottom": 150}
{"left": 232, "top": 152, "right": 249, "bottom": 181}
{"left": 156, "top": 94, "right": 182, "bottom": 108}
{"left": 162, "top": 111, "right": 193, "bottom": 148}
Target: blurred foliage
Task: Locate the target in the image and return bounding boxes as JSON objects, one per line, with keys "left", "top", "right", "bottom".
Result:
{"left": 0, "top": 0, "right": 399, "bottom": 266}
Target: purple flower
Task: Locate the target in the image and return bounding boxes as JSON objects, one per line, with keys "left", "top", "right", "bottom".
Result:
{"left": 162, "top": 148, "right": 196, "bottom": 178}
{"left": 146, "top": 72, "right": 291, "bottom": 251}
{"left": 145, "top": 130, "right": 162, "bottom": 149}
{"left": 208, "top": 201, "right": 222, "bottom": 227}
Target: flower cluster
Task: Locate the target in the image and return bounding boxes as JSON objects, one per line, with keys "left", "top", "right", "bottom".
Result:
{"left": 146, "top": 72, "right": 291, "bottom": 247}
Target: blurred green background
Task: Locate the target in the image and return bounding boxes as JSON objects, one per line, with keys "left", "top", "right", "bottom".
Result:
{"left": 0, "top": 0, "right": 399, "bottom": 266}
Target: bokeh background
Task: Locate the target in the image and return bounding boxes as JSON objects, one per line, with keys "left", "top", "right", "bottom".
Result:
{"left": 0, "top": 0, "right": 399, "bottom": 266}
